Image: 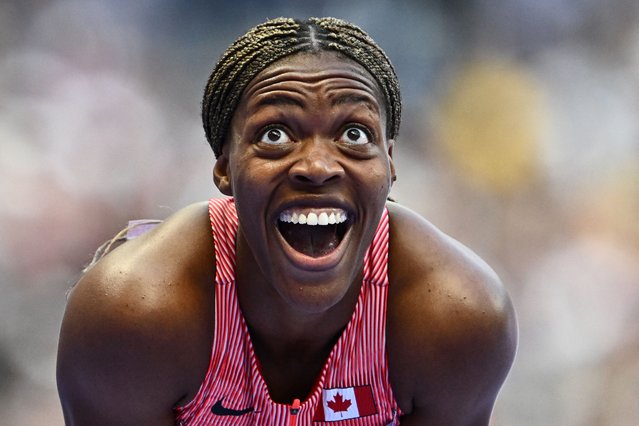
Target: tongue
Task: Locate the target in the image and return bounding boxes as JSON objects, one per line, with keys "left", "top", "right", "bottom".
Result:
{"left": 279, "top": 222, "right": 340, "bottom": 257}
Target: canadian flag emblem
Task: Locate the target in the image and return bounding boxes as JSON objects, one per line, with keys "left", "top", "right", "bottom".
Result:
{"left": 313, "top": 385, "right": 377, "bottom": 422}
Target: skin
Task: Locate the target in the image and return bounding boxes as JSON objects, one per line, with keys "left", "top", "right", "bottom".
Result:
{"left": 57, "top": 51, "right": 517, "bottom": 425}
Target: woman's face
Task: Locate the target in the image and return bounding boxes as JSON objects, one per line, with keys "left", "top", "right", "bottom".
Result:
{"left": 215, "top": 50, "right": 395, "bottom": 314}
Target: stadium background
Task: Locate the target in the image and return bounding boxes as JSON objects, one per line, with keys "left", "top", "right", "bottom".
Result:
{"left": 1, "top": 1, "right": 638, "bottom": 424}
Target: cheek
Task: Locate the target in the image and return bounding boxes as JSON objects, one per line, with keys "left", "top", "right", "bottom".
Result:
{"left": 230, "top": 156, "right": 284, "bottom": 197}
{"left": 355, "top": 160, "right": 392, "bottom": 195}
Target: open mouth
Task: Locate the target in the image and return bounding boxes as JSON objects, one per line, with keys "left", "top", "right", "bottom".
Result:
{"left": 278, "top": 208, "right": 351, "bottom": 258}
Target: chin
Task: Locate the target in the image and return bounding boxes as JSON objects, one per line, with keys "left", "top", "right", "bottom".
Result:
{"left": 280, "top": 280, "right": 352, "bottom": 315}
{"left": 269, "top": 263, "right": 360, "bottom": 315}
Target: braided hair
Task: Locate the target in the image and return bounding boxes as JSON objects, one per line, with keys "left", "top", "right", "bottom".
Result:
{"left": 202, "top": 17, "right": 402, "bottom": 158}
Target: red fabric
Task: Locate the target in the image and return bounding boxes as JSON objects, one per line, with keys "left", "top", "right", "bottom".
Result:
{"left": 175, "top": 197, "right": 400, "bottom": 425}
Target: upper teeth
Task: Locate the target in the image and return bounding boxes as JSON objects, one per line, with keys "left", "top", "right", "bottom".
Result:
{"left": 279, "top": 209, "right": 348, "bottom": 226}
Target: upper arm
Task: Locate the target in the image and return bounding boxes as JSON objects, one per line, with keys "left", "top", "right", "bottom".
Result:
{"left": 58, "top": 201, "right": 215, "bottom": 425}
{"left": 57, "top": 268, "right": 184, "bottom": 425}
{"left": 387, "top": 203, "right": 518, "bottom": 425}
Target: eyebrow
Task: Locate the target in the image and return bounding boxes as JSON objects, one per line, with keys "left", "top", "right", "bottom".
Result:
{"left": 330, "top": 93, "right": 380, "bottom": 113}
{"left": 252, "top": 93, "right": 305, "bottom": 110}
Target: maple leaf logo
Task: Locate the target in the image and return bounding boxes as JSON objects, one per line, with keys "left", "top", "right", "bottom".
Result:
{"left": 327, "top": 392, "right": 352, "bottom": 414}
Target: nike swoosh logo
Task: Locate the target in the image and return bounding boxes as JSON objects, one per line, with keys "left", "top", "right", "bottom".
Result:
{"left": 211, "top": 398, "right": 254, "bottom": 416}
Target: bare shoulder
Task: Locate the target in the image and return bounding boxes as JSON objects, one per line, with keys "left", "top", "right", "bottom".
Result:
{"left": 386, "top": 202, "right": 517, "bottom": 424}
{"left": 57, "top": 201, "right": 215, "bottom": 425}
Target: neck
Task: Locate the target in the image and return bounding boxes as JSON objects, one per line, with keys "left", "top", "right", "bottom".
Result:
{"left": 234, "top": 251, "right": 363, "bottom": 403}
{"left": 235, "top": 264, "right": 362, "bottom": 355}
{"left": 233, "top": 230, "right": 364, "bottom": 350}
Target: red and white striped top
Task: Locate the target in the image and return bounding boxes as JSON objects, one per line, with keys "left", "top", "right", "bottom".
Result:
{"left": 175, "top": 197, "right": 401, "bottom": 425}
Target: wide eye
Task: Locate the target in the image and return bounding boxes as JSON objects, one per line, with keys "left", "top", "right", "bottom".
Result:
{"left": 339, "top": 126, "right": 370, "bottom": 145}
{"left": 258, "top": 127, "right": 292, "bottom": 145}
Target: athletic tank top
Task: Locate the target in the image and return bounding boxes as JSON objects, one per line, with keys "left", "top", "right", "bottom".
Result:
{"left": 175, "top": 197, "right": 401, "bottom": 425}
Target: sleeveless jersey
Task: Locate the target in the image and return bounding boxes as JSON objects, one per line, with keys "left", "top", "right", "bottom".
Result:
{"left": 175, "top": 197, "right": 401, "bottom": 425}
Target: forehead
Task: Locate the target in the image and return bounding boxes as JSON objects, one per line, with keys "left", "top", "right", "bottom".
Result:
{"left": 239, "top": 51, "right": 385, "bottom": 112}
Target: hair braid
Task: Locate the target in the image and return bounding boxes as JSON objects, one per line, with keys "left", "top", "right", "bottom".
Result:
{"left": 202, "top": 17, "right": 401, "bottom": 158}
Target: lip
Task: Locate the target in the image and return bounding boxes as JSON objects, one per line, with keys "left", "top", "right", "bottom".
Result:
{"left": 272, "top": 196, "right": 355, "bottom": 272}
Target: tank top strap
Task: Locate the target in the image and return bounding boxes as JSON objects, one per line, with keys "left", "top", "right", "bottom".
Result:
{"left": 208, "top": 197, "right": 239, "bottom": 286}
{"left": 363, "top": 207, "right": 390, "bottom": 286}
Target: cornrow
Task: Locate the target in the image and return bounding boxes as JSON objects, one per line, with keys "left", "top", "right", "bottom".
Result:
{"left": 202, "top": 17, "right": 402, "bottom": 158}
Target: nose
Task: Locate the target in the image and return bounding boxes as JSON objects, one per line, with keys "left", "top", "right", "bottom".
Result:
{"left": 288, "top": 139, "right": 345, "bottom": 186}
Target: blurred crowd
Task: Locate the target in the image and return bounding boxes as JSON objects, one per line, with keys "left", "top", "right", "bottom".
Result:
{"left": 1, "top": 0, "right": 637, "bottom": 424}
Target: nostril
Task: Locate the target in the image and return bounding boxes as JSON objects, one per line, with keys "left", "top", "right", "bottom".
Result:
{"left": 323, "top": 174, "right": 342, "bottom": 184}
{"left": 289, "top": 160, "right": 345, "bottom": 185}
{"left": 290, "top": 169, "right": 343, "bottom": 186}
{"left": 292, "top": 174, "right": 314, "bottom": 184}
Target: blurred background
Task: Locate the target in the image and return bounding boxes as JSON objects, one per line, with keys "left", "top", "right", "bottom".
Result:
{"left": 1, "top": 0, "right": 638, "bottom": 424}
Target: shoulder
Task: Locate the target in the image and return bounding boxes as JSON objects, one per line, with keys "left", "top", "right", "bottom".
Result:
{"left": 386, "top": 202, "right": 517, "bottom": 422}
{"left": 57, "top": 201, "right": 215, "bottom": 423}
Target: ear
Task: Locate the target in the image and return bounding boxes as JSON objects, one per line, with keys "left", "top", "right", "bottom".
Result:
{"left": 387, "top": 139, "right": 397, "bottom": 185}
{"left": 213, "top": 153, "right": 233, "bottom": 195}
